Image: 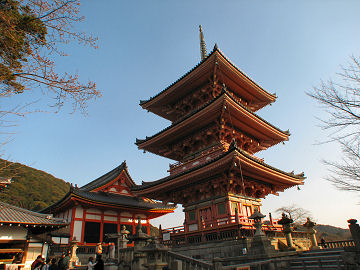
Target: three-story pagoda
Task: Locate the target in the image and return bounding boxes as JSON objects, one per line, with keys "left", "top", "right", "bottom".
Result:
{"left": 133, "top": 28, "right": 305, "bottom": 242}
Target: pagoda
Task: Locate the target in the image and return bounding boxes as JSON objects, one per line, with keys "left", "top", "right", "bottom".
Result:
{"left": 133, "top": 27, "right": 305, "bottom": 243}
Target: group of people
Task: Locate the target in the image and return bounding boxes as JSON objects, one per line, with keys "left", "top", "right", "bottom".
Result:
{"left": 31, "top": 250, "right": 104, "bottom": 270}
{"left": 31, "top": 252, "right": 70, "bottom": 270}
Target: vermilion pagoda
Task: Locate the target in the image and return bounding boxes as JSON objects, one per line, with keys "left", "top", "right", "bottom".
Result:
{"left": 133, "top": 30, "right": 305, "bottom": 243}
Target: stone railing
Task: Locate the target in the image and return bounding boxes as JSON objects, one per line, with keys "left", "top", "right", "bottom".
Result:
{"left": 165, "top": 251, "right": 214, "bottom": 270}
{"left": 118, "top": 247, "right": 134, "bottom": 265}
{"left": 319, "top": 240, "right": 355, "bottom": 249}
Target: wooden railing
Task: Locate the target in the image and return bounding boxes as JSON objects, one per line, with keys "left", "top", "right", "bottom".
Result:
{"left": 161, "top": 215, "right": 282, "bottom": 235}
{"left": 166, "top": 251, "right": 214, "bottom": 270}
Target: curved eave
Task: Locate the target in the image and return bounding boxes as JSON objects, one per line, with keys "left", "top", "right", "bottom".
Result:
{"left": 42, "top": 190, "right": 175, "bottom": 217}
{"left": 133, "top": 146, "right": 304, "bottom": 196}
{"left": 140, "top": 48, "right": 276, "bottom": 118}
{"left": 136, "top": 91, "right": 289, "bottom": 159}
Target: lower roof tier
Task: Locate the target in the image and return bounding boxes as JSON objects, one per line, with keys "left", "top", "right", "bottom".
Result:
{"left": 132, "top": 143, "right": 305, "bottom": 204}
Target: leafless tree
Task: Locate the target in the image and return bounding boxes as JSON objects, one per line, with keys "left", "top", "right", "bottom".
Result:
{"left": 308, "top": 55, "right": 360, "bottom": 192}
{"left": 276, "top": 204, "right": 312, "bottom": 224}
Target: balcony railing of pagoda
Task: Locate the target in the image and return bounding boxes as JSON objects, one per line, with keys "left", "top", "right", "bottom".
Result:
{"left": 160, "top": 215, "right": 285, "bottom": 246}
{"left": 161, "top": 215, "right": 282, "bottom": 235}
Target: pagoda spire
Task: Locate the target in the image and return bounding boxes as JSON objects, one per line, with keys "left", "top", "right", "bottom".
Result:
{"left": 199, "top": 25, "right": 207, "bottom": 61}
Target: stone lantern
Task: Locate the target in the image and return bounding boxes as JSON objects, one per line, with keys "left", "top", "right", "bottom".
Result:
{"left": 69, "top": 237, "right": 80, "bottom": 267}
{"left": 303, "top": 217, "right": 319, "bottom": 250}
{"left": 142, "top": 237, "right": 168, "bottom": 270}
{"left": 248, "top": 208, "right": 276, "bottom": 256}
{"left": 248, "top": 208, "right": 266, "bottom": 236}
{"left": 278, "top": 212, "right": 295, "bottom": 250}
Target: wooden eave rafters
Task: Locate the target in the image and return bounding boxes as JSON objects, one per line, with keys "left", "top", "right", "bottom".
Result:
{"left": 137, "top": 92, "right": 289, "bottom": 159}
{"left": 133, "top": 146, "right": 304, "bottom": 197}
{"left": 140, "top": 48, "right": 276, "bottom": 120}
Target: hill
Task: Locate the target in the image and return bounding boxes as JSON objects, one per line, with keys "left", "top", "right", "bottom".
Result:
{"left": 315, "top": 224, "right": 352, "bottom": 242}
{"left": 0, "top": 159, "right": 70, "bottom": 211}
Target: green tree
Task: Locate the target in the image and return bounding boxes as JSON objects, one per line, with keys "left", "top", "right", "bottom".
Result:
{"left": 0, "top": 0, "right": 101, "bottom": 114}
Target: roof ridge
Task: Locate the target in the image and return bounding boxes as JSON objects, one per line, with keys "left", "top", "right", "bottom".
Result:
{"left": 80, "top": 161, "right": 129, "bottom": 191}
{"left": 0, "top": 200, "right": 55, "bottom": 218}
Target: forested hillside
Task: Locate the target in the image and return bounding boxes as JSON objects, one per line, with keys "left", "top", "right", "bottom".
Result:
{"left": 0, "top": 159, "right": 70, "bottom": 211}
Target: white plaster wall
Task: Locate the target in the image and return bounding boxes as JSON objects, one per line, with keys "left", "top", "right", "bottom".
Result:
{"left": 73, "top": 220, "right": 82, "bottom": 242}
{"left": 86, "top": 214, "right": 101, "bottom": 220}
{"left": 75, "top": 206, "right": 83, "bottom": 218}
{"left": 104, "top": 210, "right": 117, "bottom": 216}
{"left": 120, "top": 212, "right": 132, "bottom": 217}
{"left": 104, "top": 216, "right": 117, "bottom": 221}
{"left": 0, "top": 226, "right": 27, "bottom": 240}
{"left": 87, "top": 208, "right": 101, "bottom": 214}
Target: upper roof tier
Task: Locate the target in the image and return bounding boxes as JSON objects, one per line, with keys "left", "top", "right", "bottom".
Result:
{"left": 140, "top": 46, "right": 277, "bottom": 122}
{"left": 136, "top": 90, "right": 289, "bottom": 161}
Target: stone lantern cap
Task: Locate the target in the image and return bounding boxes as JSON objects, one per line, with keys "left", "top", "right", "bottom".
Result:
{"left": 278, "top": 212, "right": 293, "bottom": 225}
{"left": 248, "top": 208, "right": 266, "bottom": 220}
{"left": 303, "top": 217, "right": 316, "bottom": 228}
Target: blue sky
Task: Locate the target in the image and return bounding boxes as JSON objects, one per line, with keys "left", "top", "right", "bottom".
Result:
{"left": 4, "top": 0, "right": 360, "bottom": 228}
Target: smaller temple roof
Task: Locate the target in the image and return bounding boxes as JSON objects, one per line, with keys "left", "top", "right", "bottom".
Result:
{"left": 0, "top": 201, "right": 67, "bottom": 226}
{"left": 80, "top": 161, "right": 135, "bottom": 192}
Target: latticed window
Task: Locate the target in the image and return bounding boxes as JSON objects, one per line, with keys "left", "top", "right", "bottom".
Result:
{"left": 188, "top": 211, "right": 196, "bottom": 221}
{"left": 217, "top": 203, "right": 226, "bottom": 215}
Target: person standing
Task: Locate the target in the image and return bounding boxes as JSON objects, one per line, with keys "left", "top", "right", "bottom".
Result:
{"left": 87, "top": 257, "right": 97, "bottom": 270}
{"left": 42, "top": 258, "right": 51, "bottom": 270}
{"left": 58, "top": 251, "right": 70, "bottom": 270}
{"left": 49, "top": 258, "right": 58, "bottom": 270}
{"left": 94, "top": 255, "right": 104, "bottom": 270}
{"left": 95, "top": 243, "right": 102, "bottom": 260}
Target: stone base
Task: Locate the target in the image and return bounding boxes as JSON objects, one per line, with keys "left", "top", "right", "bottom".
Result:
{"left": 248, "top": 235, "right": 277, "bottom": 257}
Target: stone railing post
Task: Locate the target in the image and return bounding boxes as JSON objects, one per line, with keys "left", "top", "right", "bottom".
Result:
{"left": 303, "top": 217, "right": 320, "bottom": 250}
{"left": 348, "top": 219, "right": 360, "bottom": 251}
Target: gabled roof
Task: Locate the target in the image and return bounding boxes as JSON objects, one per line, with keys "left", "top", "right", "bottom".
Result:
{"left": 0, "top": 201, "right": 67, "bottom": 226}
{"left": 140, "top": 46, "right": 277, "bottom": 120}
{"left": 42, "top": 188, "right": 174, "bottom": 213}
{"left": 80, "top": 161, "right": 135, "bottom": 192}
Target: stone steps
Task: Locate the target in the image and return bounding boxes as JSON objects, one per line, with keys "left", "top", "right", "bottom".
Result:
{"left": 289, "top": 249, "right": 345, "bottom": 270}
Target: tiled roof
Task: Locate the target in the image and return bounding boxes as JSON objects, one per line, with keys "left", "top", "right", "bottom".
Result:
{"left": 42, "top": 188, "right": 175, "bottom": 213}
{"left": 136, "top": 89, "right": 289, "bottom": 147}
{"left": 140, "top": 46, "right": 276, "bottom": 106}
{"left": 73, "top": 189, "right": 174, "bottom": 210}
{"left": 132, "top": 144, "right": 305, "bottom": 191}
{"left": 0, "top": 201, "right": 67, "bottom": 226}
{"left": 80, "top": 161, "right": 134, "bottom": 192}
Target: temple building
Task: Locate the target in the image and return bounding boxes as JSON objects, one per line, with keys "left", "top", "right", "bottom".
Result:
{"left": 0, "top": 201, "right": 67, "bottom": 268}
{"left": 43, "top": 161, "right": 174, "bottom": 247}
{"left": 133, "top": 27, "right": 305, "bottom": 243}
{"left": 0, "top": 177, "right": 12, "bottom": 192}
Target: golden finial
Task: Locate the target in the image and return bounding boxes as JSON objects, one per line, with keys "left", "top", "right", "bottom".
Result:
{"left": 199, "top": 25, "right": 207, "bottom": 61}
